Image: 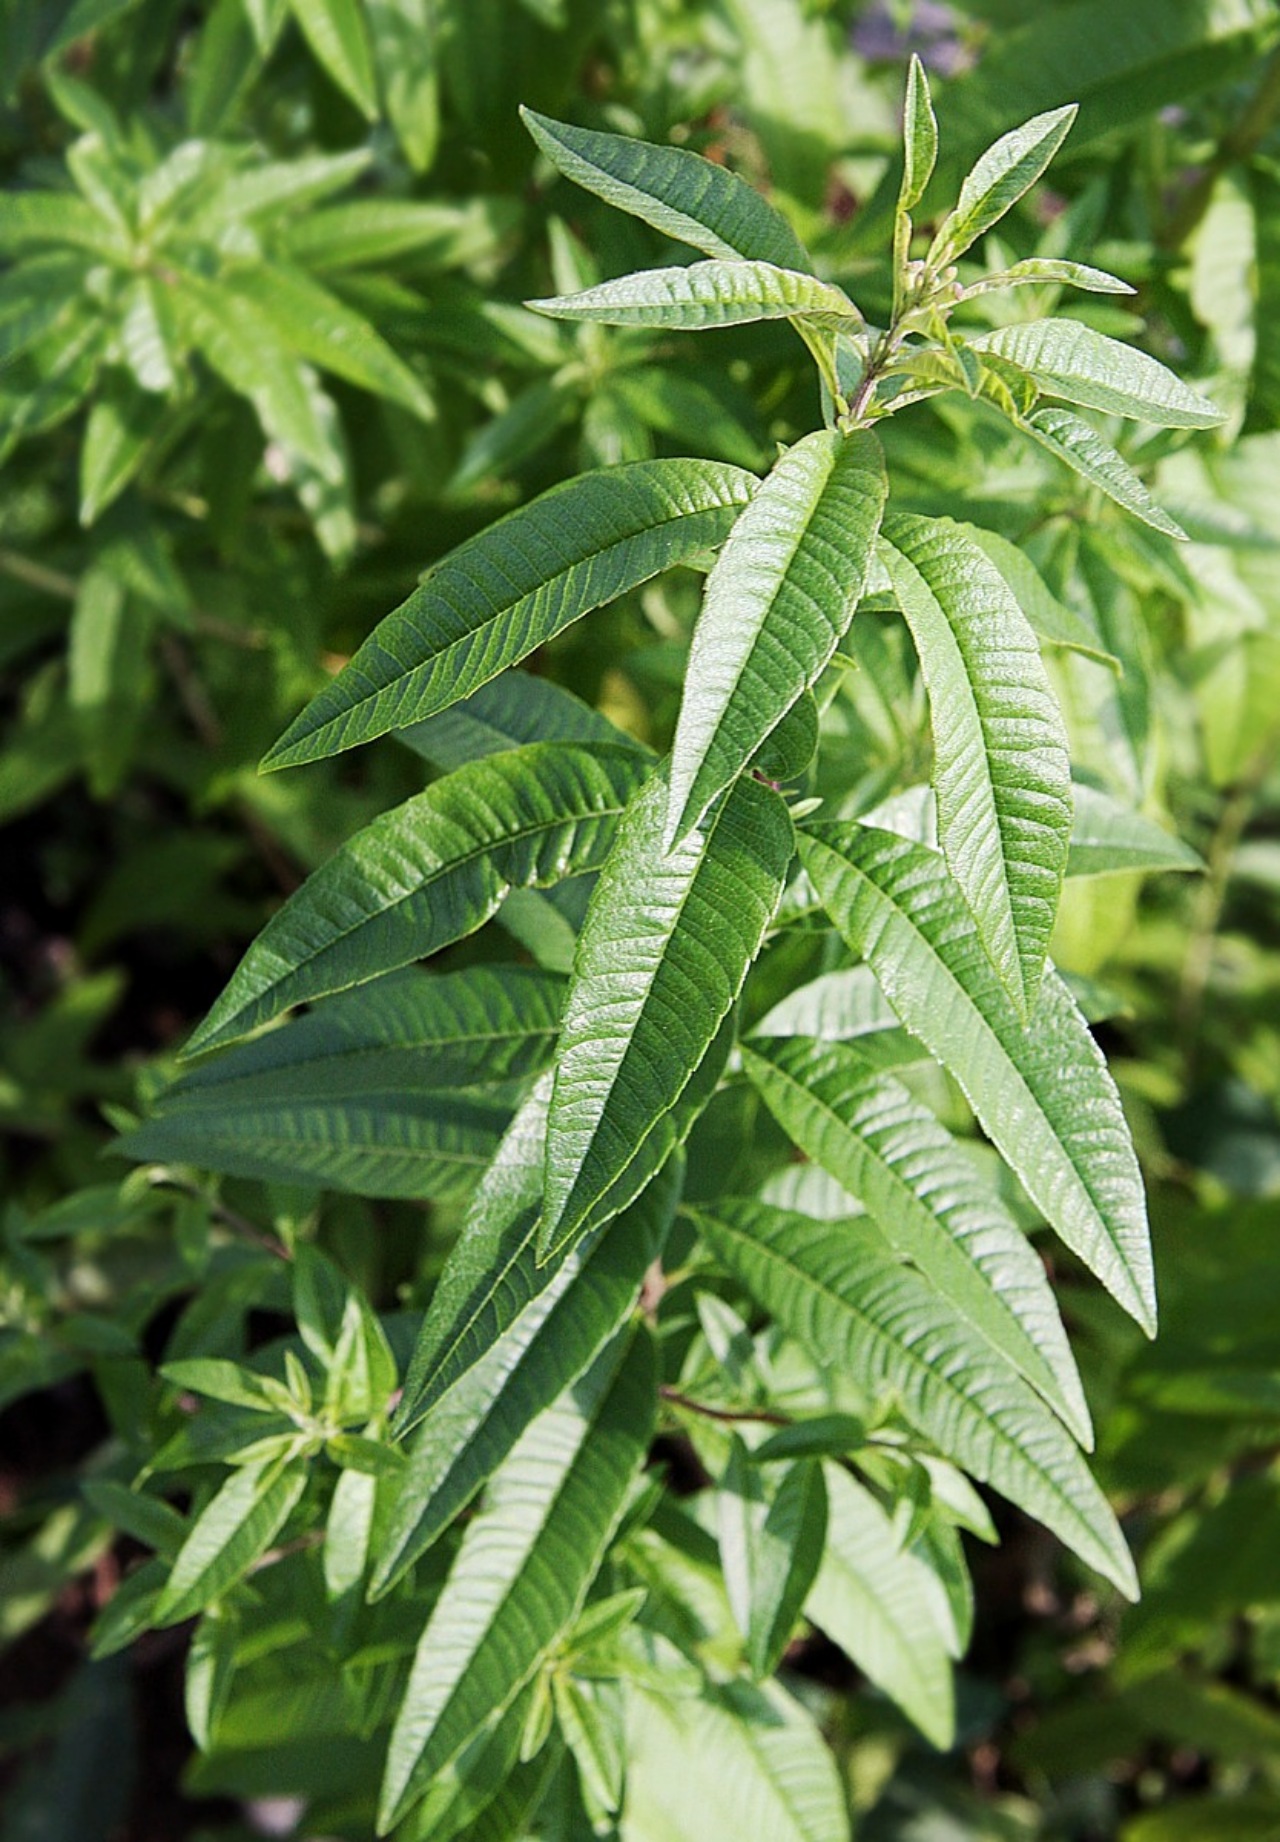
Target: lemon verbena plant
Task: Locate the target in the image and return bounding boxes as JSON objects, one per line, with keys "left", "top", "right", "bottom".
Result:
{"left": 116, "top": 60, "right": 1219, "bottom": 1837}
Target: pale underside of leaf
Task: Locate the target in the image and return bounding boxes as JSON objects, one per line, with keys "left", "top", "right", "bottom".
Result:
{"left": 881, "top": 513, "right": 1073, "bottom": 1014}
{"left": 527, "top": 259, "right": 862, "bottom": 332}
{"left": 667, "top": 428, "right": 887, "bottom": 845}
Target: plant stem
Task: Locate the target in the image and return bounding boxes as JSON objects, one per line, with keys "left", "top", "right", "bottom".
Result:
{"left": 659, "top": 1386, "right": 791, "bottom": 1429}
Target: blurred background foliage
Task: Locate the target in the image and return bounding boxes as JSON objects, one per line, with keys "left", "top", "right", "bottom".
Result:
{"left": 2, "top": 1, "right": 1280, "bottom": 1837}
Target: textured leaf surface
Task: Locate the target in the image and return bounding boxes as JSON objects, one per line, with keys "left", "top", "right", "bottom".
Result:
{"left": 932, "top": 106, "right": 1077, "bottom": 262}
{"left": 187, "top": 744, "right": 646, "bottom": 1054}
{"left": 540, "top": 770, "right": 793, "bottom": 1259}
{"left": 898, "top": 53, "right": 938, "bottom": 214}
{"left": 378, "top": 1331, "right": 655, "bottom": 1830}
{"left": 806, "top": 1464, "right": 955, "bottom": 1746}
{"left": 966, "top": 258, "right": 1134, "bottom": 297}
{"left": 520, "top": 108, "right": 810, "bottom": 270}
{"left": 693, "top": 1199, "right": 1137, "bottom": 1597}
{"left": 154, "top": 1462, "right": 307, "bottom": 1626}
{"left": 800, "top": 825, "right": 1156, "bottom": 1332}
{"left": 741, "top": 1034, "right": 1090, "bottom": 1442}
{"left": 1067, "top": 786, "right": 1204, "bottom": 878}
{"left": 964, "top": 525, "right": 1119, "bottom": 666}
{"left": 719, "top": 1446, "right": 827, "bottom": 1680}
{"left": 528, "top": 260, "right": 861, "bottom": 332}
{"left": 881, "top": 513, "right": 1073, "bottom": 1013}
{"left": 667, "top": 429, "right": 886, "bottom": 843}
{"left": 978, "top": 321, "right": 1224, "bottom": 427}
{"left": 399, "top": 670, "right": 642, "bottom": 771}
{"left": 264, "top": 461, "right": 755, "bottom": 768}
{"left": 1021, "top": 408, "right": 1189, "bottom": 539}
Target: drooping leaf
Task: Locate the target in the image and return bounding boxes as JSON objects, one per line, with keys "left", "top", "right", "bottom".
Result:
{"left": 528, "top": 259, "right": 862, "bottom": 333}
{"left": 1020, "top": 407, "right": 1190, "bottom": 539}
{"left": 539, "top": 769, "right": 794, "bottom": 1260}
{"left": 799, "top": 825, "right": 1156, "bottom": 1333}
{"left": 740, "top": 1034, "right": 1091, "bottom": 1442}
{"left": 880, "top": 513, "right": 1073, "bottom": 1013}
{"left": 186, "top": 743, "right": 646, "bottom": 1054}
{"left": 519, "top": 108, "right": 811, "bottom": 270}
{"left": 263, "top": 460, "right": 756, "bottom": 769}
{"left": 377, "top": 1330, "right": 655, "bottom": 1831}
{"left": 692, "top": 1199, "right": 1138, "bottom": 1598}
{"left": 930, "top": 106, "right": 1078, "bottom": 264}
{"left": 718, "top": 1442, "right": 827, "bottom": 1679}
{"left": 976, "top": 320, "right": 1224, "bottom": 428}
{"left": 666, "top": 429, "right": 886, "bottom": 845}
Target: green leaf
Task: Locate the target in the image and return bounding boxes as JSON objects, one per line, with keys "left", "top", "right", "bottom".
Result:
{"left": 898, "top": 53, "right": 938, "bottom": 215}
{"left": 519, "top": 108, "right": 811, "bottom": 271}
{"left": 1020, "top": 407, "right": 1190, "bottom": 540}
{"left": 930, "top": 106, "right": 1078, "bottom": 265}
{"left": 693, "top": 1198, "right": 1138, "bottom": 1598}
{"left": 963, "top": 525, "right": 1121, "bottom": 668}
{"left": 740, "top": 1034, "right": 1091, "bottom": 1443}
{"left": 186, "top": 743, "right": 646, "bottom": 1054}
{"left": 368, "top": 0, "right": 439, "bottom": 172}
{"left": 286, "top": 0, "right": 377, "bottom": 116}
{"left": 78, "top": 373, "right": 151, "bottom": 524}
{"left": 964, "top": 258, "right": 1135, "bottom": 298}
{"left": 378, "top": 1330, "right": 656, "bottom": 1831}
{"left": 806, "top": 1464, "right": 955, "bottom": 1746}
{"left": 1067, "top": 785, "right": 1204, "bottom": 877}
{"left": 527, "top": 259, "right": 862, "bottom": 332}
{"left": 976, "top": 320, "right": 1225, "bottom": 428}
{"left": 153, "top": 1459, "right": 307, "bottom": 1626}
{"left": 0, "top": 190, "right": 127, "bottom": 258}
{"left": 667, "top": 429, "right": 887, "bottom": 845}
{"left": 718, "top": 1442, "right": 827, "bottom": 1679}
{"left": 799, "top": 825, "right": 1156, "bottom": 1334}
{"left": 880, "top": 513, "right": 1073, "bottom": 1013}
{"left": 399, "top": 670, "right": 643, "bottom": 770}
{"left": 263, "top": 460, "right": 756, "bottom": 770}
{"left": 540, "top": 769, "right": 793, "bottom": 1260}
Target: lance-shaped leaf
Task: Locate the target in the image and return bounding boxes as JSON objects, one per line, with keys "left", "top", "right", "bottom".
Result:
{"left": 153, "top": 1459, "right": 308, "bottom": 1627}
{"left": 930, "top": 106, "right": 1077, "bottom": 266}
{"left": 1068, "top": 785, "right": 1204, "bottom": 878}
{"left": 186, "top": 743, "right": 646, "bottom": 1055}
{"left": 667, "top": 429, "right": 886, "bottom": 845}
{"left": 540, "top": 770, "right": 793, "bottom": 1261}
{"left": 963, "top": 258, "right": 1134, "bottom": 298}
{"left": 1020, "top": 407, "right": 1189, "bottom": 539}
{"left": 898, "top": 54, "right": 938, "bottom": 215}
{"left": 527, "top": 260, "right": 862, "bottom": 333}
{"left": 799, "top": 825, "right": 1156, "bottom": 1333}
{"left": 718, "top": 1441, "right": 827, "bottom": 1680}
{"left": 263, "top": 460, "right": 755, "bottom": 769}
{"left": 373, "top": 1151, "right": 679, "bottom": 1592}
{"left": 963, "top": 525, "right": 1119, "bottom": 668}
{"left": 806, "top": 1463, "right": 955, "bottom": 1747}
{"left": 880, "top": 513, "right": 1073, "bottom": 1013}
{"left": 399, "top": 670, "right": 644, "bottom": 770}
{"left": 377, "top": 1330, "right": 656, "bottom": 1831}
{"left": 693, "top": 1199, "right": 1138, "bottom": 1598}
{"left": 740, "top": 1035, "right": 1091, "bottom": 1443}
{"left": 975, "top": 320, "right": 1225, "bottom": 428}
{"left": 519, "top": 108, "right": 811, "bottom": 271}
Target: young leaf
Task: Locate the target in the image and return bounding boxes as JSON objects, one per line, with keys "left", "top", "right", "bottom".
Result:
{"left": 718, "top": 1441, "right": 828, "bottom": 1679}
{"left": 185, "top": 743, "right": 646, "bottom": 1054}
{"left": 527, "top": 259, "right": 863, "bottom": 332}
{"left": 153, "top": 1459, "right": 307, "bottom": 1627}
{"left": 519, "top": 108, "right": 811, "bottom": 271}
{"left": 880, "top": 513, "right": 1073, "bottom": 1014}
{"left": 667, "top": 428, "right": 887, "bottom": 845}
{"left": 692, "top": 1199, "right": 1138, "bottom": 1598}
{"left": 539, "top": 769, "right": 794, "bottom": 1261}
{"left": 976, "top": 320, "right": 1225, "bottom": 428}
{"left": 377, "top": 1330, "right": 656, "bottom": 1831}
{"left": 898, "top": 53, "right": 938, "bottom": 215}
{"left": 930, "top": 106, "right": 1078, "bottom": 264}
{"left": 263, "top": 460, "right": 756, "bottom": 770}
{"left": 740, "top": 1035, "right": 1091, "bottom": 1443}
{"left": 963, "top": 258, "right": 1134, "bottom": 298}
{"left": 1020, "top": 407, "right": 1190, "bottom": 539}
{"left": 799, "top": 825, "right": 1156, "bottom": 1334}
{"left": 79, "top": 375, "right": 151, "bottom": 524}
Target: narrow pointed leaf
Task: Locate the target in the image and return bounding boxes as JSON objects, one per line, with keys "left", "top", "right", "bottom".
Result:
{"left": 286, "top": 0, "right": 377, "bottom": 117}
{"left": 977, "top": 320, "right": 1225, "bottom": 428}
{"left": 719, "top": 1444, "right": 828, "bottom": 1680}
{"left": 264, "top": 460, "right": 756, "bottom": 769}
{"left": 153, "top": 1460, "right": 307, "bottom": 1626}
{"left": 963, "top": 525, "right": 1120, "bottom": 668}
{"left": 741, "top": 1034, "right": 1091, "bottom": 1444}
{"left": 187, "top": 743, "right": 645, "bottom": 1055}
{"left": 964, "top": 258, "right": 1134, "bottom": 298}
{"left": 527, "top": 259, "right": 862, "bottom": 332}
{"left": 540, "top": 770, "right": 793, "bottom": 1260}
{"left": 399, "top": 670, "right": 644, "bottom": 770}
{"left": 1067, "top": 785, "right": 1204, "bottom": 878}
{"left": 898, "top": 54, "right": 938, "bottom": 214}
{"left": 693, "top": 1198, "right": 1138, "bottom": 1598}
{"left": 880, "top": 513, "right": 1073, "bottom": 1013}
{"left": 932, "top": 106, "right": 1078, "bottom": 263}
{"left": 1020, "top": 407, "right": 1189, "bottom": 539}
{"left": 667, "top": 429, "right": 886, "bottom": 845}
{"left": 377, "top": 1331, "right": 656, "bottom": 1831}
{"left": 799, "top": 825, "right": 1156, "bottom": 1333}
{"left": 806, "top": 1464, "right": 955, "bottom": 1746}
{"left": 519, "top": 108, "right": 810, "bottom": 271}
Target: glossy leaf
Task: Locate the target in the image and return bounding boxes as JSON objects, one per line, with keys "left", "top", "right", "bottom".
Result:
{"left": 186, "top": 743, "right": 646, "bottom": 1054}
{"left": 799, "top": 825, "right": 1156, "bottom": 1333}
{"left": 527, "top": 260, "right": 862, "bottom": 332}
{"left": 977, "top": 320, "right": 1224, "bottom": 427}
{"left": 881, "top": 512, "right": 1073, "bottom": 1013}
{"left": 1021, "top": 407, "right": 1190, "bottom": 539}
{"left": 540, "top": 769, "right": 793, "bottom": 1260}
{"left": 693, "top": 1198, "right": 1138, "bottom": 1597}
{"left": 667, "top": 429, "right": 887, "bottom": 844}
{"left": 263, "top": 460, "right": 756, "bottom": 769}
{"left": 931, "top": 106, "right": 1078, "bottom": 264}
